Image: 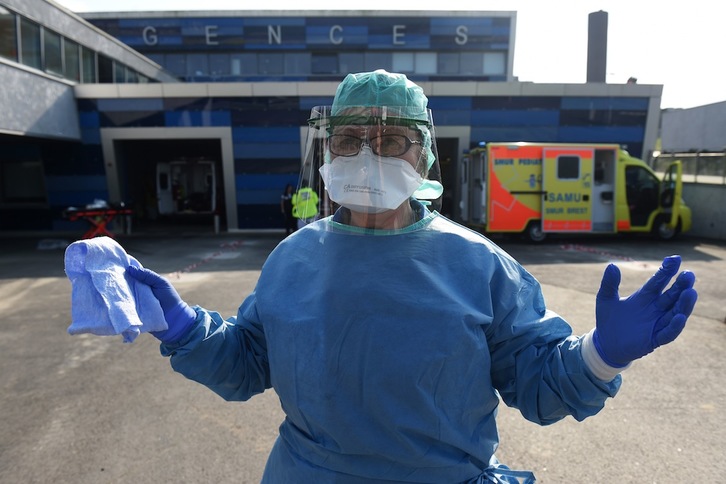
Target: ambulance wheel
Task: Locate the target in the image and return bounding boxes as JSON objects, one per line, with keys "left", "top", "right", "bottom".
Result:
{"left": 526, "top": 221, "right": 547, "bottom": 243}
{"left": 653, "top": 215, "right": 681, "bottom": 241}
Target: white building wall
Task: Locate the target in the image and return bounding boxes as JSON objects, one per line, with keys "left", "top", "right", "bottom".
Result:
{"left": 682, "top": 183, "right": 726, "bottom": 240}
{"left": 661, "top": 101, "right": 726, "bottom": 152}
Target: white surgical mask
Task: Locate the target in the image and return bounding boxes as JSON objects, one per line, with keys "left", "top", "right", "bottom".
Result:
{"left": 319, "top": 147, "right": 424, "bottom": 214}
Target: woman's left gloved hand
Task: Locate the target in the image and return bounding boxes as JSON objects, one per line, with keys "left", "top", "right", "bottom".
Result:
{"left": 127, "top": 265, "right": 197, "bottom": 343}
{"left": 593, "top": 255, "right": 698, "bottom": 368}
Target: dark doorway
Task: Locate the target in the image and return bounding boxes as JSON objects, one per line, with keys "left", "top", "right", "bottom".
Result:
{"left": 435, "top": 137, "right": 459, "bottom": 218}
{"left": 114, "top": 139, "right": 224, "bottom": 233}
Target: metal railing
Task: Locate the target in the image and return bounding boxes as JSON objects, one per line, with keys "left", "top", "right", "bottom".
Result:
{"left": 652, "top": 151, "right": 726, "bottom": 184}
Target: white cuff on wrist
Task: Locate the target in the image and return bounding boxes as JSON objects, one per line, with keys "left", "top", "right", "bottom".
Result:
{"left": 581, "top": 329, "right": 630, "bottom": 381}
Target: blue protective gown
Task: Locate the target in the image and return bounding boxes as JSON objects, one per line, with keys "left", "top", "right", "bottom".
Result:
{"left": 160, "top": 201, "right": 621, "bottom": 483}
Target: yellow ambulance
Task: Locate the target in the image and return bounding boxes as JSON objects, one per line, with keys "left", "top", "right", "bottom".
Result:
{"left": 458, "top": 142, "right": 691, "bottom": 242}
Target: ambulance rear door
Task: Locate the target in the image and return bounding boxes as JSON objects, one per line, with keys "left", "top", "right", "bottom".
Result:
{"left": 468, "top": 149, "right": 486, "bottom": 225}
{"left": 542, "top": 147, "right": 594, "bottom": 233}
{"left": 661, "top": 161, "right": 683, "bottom": 228}
{"left": 156, "top": 162, "right": 174, "bottom": 215}
{"left": 459, "top": 153, "right": 469, "bottom": 223}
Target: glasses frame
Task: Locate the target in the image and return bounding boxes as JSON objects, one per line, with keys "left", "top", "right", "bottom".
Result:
{"left": 328, "top": 133, "right": 423, "bottom": 158}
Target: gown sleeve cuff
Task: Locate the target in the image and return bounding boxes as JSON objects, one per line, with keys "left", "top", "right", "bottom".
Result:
{"left": 581, "top": 328, "right": 630, "bottom": 381}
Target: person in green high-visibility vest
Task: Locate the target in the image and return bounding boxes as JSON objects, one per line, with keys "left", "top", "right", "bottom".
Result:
{"left": 291, "top": 183, "right": 319, "bottom": 229}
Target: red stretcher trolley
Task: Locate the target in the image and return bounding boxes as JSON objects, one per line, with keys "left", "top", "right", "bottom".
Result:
{"left": 64, "top": 206, "right": 133, "bottom": 239}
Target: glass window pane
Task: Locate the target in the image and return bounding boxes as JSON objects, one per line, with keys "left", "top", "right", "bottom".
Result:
{"left": 113, "top": 61, "right": 126, "bottom": 83}
{"left": 186, "top": 53, "right": 208, "bottom": 77}
{"left": 460, "top": 52, "right": 484, "bottom": 75}
{"left": 164, "top": 53, "right": 186, "bottom": 77}
{"left": 437, "top": 53, "right": 458, "bottom": 75}
{"left": 557, "top": 156, "right": 580, "bottom": 179}
{"left": 483, "top": 52, "right": 505, "bottom": 76}
{"left": 258, "top": 53, "right": 283, "bottom": 75}
{"left": 81, "top": 46, "right": 96, "bottom": 83}
{"left": 0, "top": 7, "right": 17, "bottom": 61}
{"left": 43, "top": 29, "right": 63, "bottom": 75}
{"left": 364, "top": 52, "right": 391, "bottom": 72}
{"left": 392, "top": 52, "right": 414, "bottom": 73}
{"left": 63, "top": 38, "right": 80, "bottom": 81}
{"left": 415, "top": 52, "right": 436, "bottom": 74}
{"left": 209, "top": 53, "right": 230, "bottom": 77}
{"left": 19, "top": 17, "right": 41, "bottom": 69}
{"left": 311, "top": 53, "right": 336, "bottom": 74}
{"left": 339, "top": 53, "right": 363, "bottom": 74}
{"left": 98, "top": 54, "right": 113, "bottom": 83}
{"left": 127, "top": 68, "right": 138, "bottom": 83}
{"left": 285, "top": 52, "right": 310, "bottom": 75}
{"left": 230, "top": 53, "right": 256, "bottom": 75}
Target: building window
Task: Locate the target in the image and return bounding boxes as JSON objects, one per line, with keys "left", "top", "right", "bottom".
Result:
{"left": 231, "top": 53, "right": 257, "bottom": 75}
{"left": 0, "top": 160, "right": 46, "bottom": 205}
{"left": 364, "top": 52, "right": 391, "bottom": 72}
{"left": 113, "top": 61, "right": 127, "bottom": 83}
{"left": 126, "top": 68, "right": 138, "bottom": 83}
{"left": 437, "top": 53, "right": 459, "bottom": 75}
{"left": 415, "top": 53, "right": 436, "bottom": 74}
{"left": 209, "top": 53, "right": 230, "bottom": 77}
{"left": 339, "top": 53, "right": 364, "bottom": 74}
{"left": 43, "top": 29, "right": 63, "bottom": 76}
{"left": 81, "top": 46, "right": 96, "bottom": 83}
{"left": 483, "top": 52, "right": 505, "bottom": 76}
{"left": 0, "top": 7, "right": 17, "bottom": 62}
{"left": 19, "top": 17, "right": 41, "bottom": 69}
{"left": 98, "top": 53, "right": 113, "bottom": 83}
{"left": 392, "top": 52, "right": 414, "bottom": 73}
{"left": 311, "top": 53, "right": 336, "bottom": 74}
{"left": 459, "top": 52, "right": 484, "bottom": 75}
{"left": 186, "top": 53, "right": 209, "bottom": 77}
{"left": 285, "top": 52, "right": 311, "bottom": 75}
{"left": 164, "top": 53, "right": 187, "bottom": 78}
{"left": 63, "top": 38, "right": 80, "bottom": 81}
{"left": 258, "top": 53, "right": 284, "bottom": 75}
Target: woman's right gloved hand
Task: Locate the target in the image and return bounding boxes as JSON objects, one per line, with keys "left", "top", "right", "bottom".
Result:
{"left": 126, "top": 265, "right": 197, "bottom": 343}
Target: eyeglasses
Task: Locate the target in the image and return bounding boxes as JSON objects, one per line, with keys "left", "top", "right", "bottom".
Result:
{"left": 328, "top": 134, "right": 422, "bottom": 158}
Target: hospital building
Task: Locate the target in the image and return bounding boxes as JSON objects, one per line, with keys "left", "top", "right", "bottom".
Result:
{"left": 0, "top": 0, "right": 662, "bottom": 234}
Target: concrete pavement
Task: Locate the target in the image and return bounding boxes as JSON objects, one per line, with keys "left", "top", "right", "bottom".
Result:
{"left": 0, "top": 230, "right": 724, "bottom": 483}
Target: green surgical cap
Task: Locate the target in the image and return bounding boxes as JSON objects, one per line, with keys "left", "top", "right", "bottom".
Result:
{"left": 332, "top": 70, "right": 430, "bottom": 124}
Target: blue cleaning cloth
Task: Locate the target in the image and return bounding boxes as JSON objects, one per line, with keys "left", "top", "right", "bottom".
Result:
{"left": 64, "top": 236, "right": 167, "bottom": 343}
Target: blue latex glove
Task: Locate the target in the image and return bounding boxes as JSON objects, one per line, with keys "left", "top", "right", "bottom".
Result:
{"left": 126, "top": 265, "right": 197, "bottom": 343}
{"left": 593, "top": 255, "right": 698, "bottom": 367}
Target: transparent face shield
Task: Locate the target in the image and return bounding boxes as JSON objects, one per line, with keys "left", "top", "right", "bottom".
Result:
{"left": 299, "top": 105, "right": 443, "bottom": 222}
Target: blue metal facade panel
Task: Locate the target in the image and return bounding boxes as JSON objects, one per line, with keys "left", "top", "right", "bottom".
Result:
{"left": 470, "top": 126, "right": 559, "bottom": 144}
{"left": 97, "top": 98, "right": 165, "bottom": 112}
{"left": 232, "top": 127, "right": 300, "bottom": 142}
{"left": 78, "top": 111, "right": 100, "bottom": 128}
{"left": 561, "top": 97, "right": 650, "bottom": 110}
{"left": 164, "top": 110, "right": 231, "bottom": 127}
{"left": 470, "top": 109, "right": 560, "bottom": 126}
{"left": 558, "top": 126, "right": 645, "bottom": 142}
{"left": 233, "top": 142, "right": 300, "bottom": 159}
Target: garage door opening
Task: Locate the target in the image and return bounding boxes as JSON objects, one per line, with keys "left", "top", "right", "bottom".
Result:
{"left": 115, "top": 138, "right": 225, "bottom": 233}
